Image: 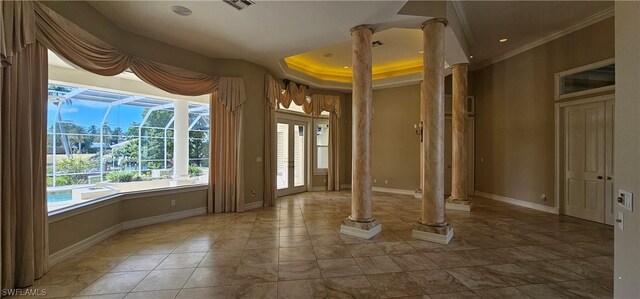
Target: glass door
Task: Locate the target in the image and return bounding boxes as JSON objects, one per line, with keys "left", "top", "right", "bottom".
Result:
{"left": 276, "top": 119, "right": 307, "bottom": 196}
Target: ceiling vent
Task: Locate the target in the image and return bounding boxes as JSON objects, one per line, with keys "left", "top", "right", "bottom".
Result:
{"left": 372, "top": 40, "right": 383, "bottom": 47}
{"left": 224, "top": 0, "right": 255, "bottom": 10}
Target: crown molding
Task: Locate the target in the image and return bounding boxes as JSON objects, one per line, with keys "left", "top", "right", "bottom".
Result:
{"left": 472, "top": 6, "right": 614, "bottom": 71}
{"left": 451, "top": 0, "right": 475, "bottom": 45}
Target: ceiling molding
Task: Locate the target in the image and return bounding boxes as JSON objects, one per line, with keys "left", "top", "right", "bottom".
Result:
{"left": 451, "top": 0, "right": 475, "bottom": 45}
{"left": 472, "top": 6, "right": 614, "bottom": 71}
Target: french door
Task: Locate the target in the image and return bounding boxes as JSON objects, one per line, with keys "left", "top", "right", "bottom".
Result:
{"left": 276, "top": 119, "right": 308, "bottom": 196}
{"left": 563, "top": 98, "right": 614, "bottom": 224}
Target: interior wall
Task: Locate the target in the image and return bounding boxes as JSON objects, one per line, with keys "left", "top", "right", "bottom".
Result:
{"left": 614, "top": 3, "right": 640, "bottom": 297}
{"left": 49, "top": 188, "right": 207, "bottom": 254}
{"left": 371, "top": 84, "right": 421, "bottom": 190}
{"left": 471, "top": 17, "right": 614, "bottom": 207}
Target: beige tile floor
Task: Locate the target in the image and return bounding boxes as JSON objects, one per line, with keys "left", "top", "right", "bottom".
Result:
{"left": 19, "top": 191, "right": 614, "bottom": 298}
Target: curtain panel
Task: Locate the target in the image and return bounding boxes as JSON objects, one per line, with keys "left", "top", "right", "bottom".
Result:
{"left": 210, "top": 78, "right": 246, "bottom": 213}
{"left": 0, "top": 41, "right": 49, "bottom": 289}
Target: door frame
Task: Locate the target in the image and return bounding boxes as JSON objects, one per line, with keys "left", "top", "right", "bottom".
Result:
{"left": 276, "top": 113, "right": 311, "bottom": 197}
{"left": 554, "top": 94, "right": 615, "bottom": 223}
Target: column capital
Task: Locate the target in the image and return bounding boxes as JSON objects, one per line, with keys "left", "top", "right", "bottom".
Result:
{"left": 421, "top": 18, "right": 448, "bottom": 29}
{"left": 350, "top": 25, "right": 375, "bottom": 35}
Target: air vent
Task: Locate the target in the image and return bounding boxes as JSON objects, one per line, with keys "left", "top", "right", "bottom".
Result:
{"left": 224, "top": 0, "right": 255, "bottom": 10}
{"left": 372, "top": 40, "right": 383, "bottom": 47}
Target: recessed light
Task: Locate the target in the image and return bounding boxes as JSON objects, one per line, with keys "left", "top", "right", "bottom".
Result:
{"left": 499, "top": 38, "right": 508, "bottom": 43}
{"left": 469, "top": 55, "right": 474, "bottom": 59}
{"left": 171, "top": 6, "right": 192, "bottom": 16}
{"left": 343, "top": 66, "right": 349, "bottom": 69}
{"left": 418, "top": 50, "right": 424, "bottom": 54}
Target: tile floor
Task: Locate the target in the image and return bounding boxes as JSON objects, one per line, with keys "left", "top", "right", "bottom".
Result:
{"left": 21, "top": 191, "right": 614, "bottom": 298}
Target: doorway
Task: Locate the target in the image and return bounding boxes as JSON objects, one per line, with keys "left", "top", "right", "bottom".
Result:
{"left": 276, "top": 119, "right": 308, "bottom": 196}
{"left": 558, "top": 95, "right": 614, "bottom": 224}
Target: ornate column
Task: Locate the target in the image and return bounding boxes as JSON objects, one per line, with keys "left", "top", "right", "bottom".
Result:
{"left": 447, "top": 63, "right": 472, "bottom": 211}
{"left": 340, "top": 25, "right": 381, "bottom": 239}
{"left": 412, "top": 18, "right": 454, "bottom": 244}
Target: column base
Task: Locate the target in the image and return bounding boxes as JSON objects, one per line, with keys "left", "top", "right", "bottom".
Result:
{"left": 445, "top": 197, "right": 472, "bottom": 212}
{"left": 411, "top": 222, "right": 454, "bottom": 244}
{"left": 340, "top": 218, "right": 382, "bottom": 239}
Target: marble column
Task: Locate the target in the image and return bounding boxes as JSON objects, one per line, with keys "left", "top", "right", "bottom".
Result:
{"left": 447, "top": 63, "right": 472, "bottom": 211}
{"left": 412, "top": 18, "right": 454, "bottom": 244}
{"left": 340, "top": 25, "right": 381, "bottom": 239}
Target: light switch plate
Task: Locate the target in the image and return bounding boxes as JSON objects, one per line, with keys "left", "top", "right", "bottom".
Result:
{"left": 618, "top": 189, "right": 633, "bottom": 211}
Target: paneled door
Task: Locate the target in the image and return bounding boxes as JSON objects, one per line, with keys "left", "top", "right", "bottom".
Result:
{"left": 563, "top": 99, "right": 614, "bottom": 224}
{"left": 276, "top": 120, "right": 307, "bottom": 196}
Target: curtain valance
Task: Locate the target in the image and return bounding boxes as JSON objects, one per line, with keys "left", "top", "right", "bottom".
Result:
{"left": 1, "top": 1, "right": 243, "bottom": 98}
{"left": 265, "top": 74, "right": 341, "bottom": 117}
{"left": 0, "top": 1, "right": 36, "bottom": 67}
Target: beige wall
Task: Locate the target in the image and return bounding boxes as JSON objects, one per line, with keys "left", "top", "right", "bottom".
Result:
{"left": 371, "top": 84, "right": 421, "bottom": 190}
{"left": 471, "top": 17, "right": 614, "bottom": 207}
{"left": 614, "top": 3, "right": 640, "bottom": 297}
{"left": 49, "top": 188, "right": 207, "bottom": 254}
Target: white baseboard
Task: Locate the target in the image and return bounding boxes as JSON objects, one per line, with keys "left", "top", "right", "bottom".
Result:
{"left": 49, "top": 224, "right": 121, "bottom": 266}
{"left": 122, "top": 207, "right": 207, "bottom": 230}
{"left": 309, "top": 186, "right": 327, "bottom": 192}
{"left": 474, "top": 191, "right": 559, "bottom": 214}
{"left": 49, "top": 207, "right": 207, "bottom": 266}
{"left": 244, "top": 200, "right": 264, "bottom": 210}
{"left": 372, "top": 187, "right": 415, "bottom": 196}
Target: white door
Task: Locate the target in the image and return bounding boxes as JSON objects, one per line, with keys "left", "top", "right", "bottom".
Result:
{"left": 276, "top": 120, "right": 307, "bottom": 196}
{"left": 563, "top": 100, "right": 613, "bottom": 223}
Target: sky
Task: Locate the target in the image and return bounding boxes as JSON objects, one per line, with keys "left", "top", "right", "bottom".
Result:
{"left": 47, "top": 100, "right": 145, "bottom": 132}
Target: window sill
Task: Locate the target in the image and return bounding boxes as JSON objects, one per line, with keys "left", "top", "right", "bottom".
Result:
{"left": 48, "top": 183, "right": 208, "bottom": 223}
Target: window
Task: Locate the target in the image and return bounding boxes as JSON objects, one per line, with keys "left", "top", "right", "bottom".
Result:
{"left": 314, "top": 119, "right": 329, "bottom": 174}
{"left": 47, "top": 51, "right": 210, "bottom": 212}
{"left": 555, "top": 59, "right": 615, "bottom": 100}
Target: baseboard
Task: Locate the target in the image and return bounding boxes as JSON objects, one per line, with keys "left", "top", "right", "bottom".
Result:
{"left": 309, "top": 186, "right": 327, "bottom": 192}
{"left": 122, "top": 207, "right": 207, "bottom": 230}
{"left": 49, "top": 224, "right": 121, "bottom": 266}
{"left": 474, "top": 191, "right": 559, "bottom": 214}
{"left": 372, "top": 187, "right": 415, "bottom": 196}
{"left": 49, "top": 207, "right": 207, "bottom": 266}
{"left": 340, "top": 184, "right": 351, "bottom": 189}
{"left": 244, "top": 200, "right": 264, "bottom": 210}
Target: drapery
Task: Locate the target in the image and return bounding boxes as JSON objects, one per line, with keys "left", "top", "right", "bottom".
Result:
{"left": 263, "top": 74, "right": 280, "bottom": 207}
{"left": 1, "top": 0, "right": 48, "bottom": 289}
{"left": 1, "top": 41, "right": 49, "bottom": 288}
{"left": 280, "top": 81, "right": 313, "bottom": 114}
{"left": 312, "top": 94, "right": 341, "bottom": 191}
{"left": 211, "top": 78, "right": 246, "bottom": 213}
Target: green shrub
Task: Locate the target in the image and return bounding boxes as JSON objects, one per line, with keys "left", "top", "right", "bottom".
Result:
{"left": 189, "top": 165, "right": 203, "bottom": 177}
{"left": 106, "top": 171, "right": 136, "bottom": 183}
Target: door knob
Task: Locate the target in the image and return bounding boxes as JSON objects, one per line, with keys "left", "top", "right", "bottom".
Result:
{"left": 606, "top": 176, "right": 613, "bottom": 180}
{"left": 597, "top": 176, "right": 604, "bottom": 180}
